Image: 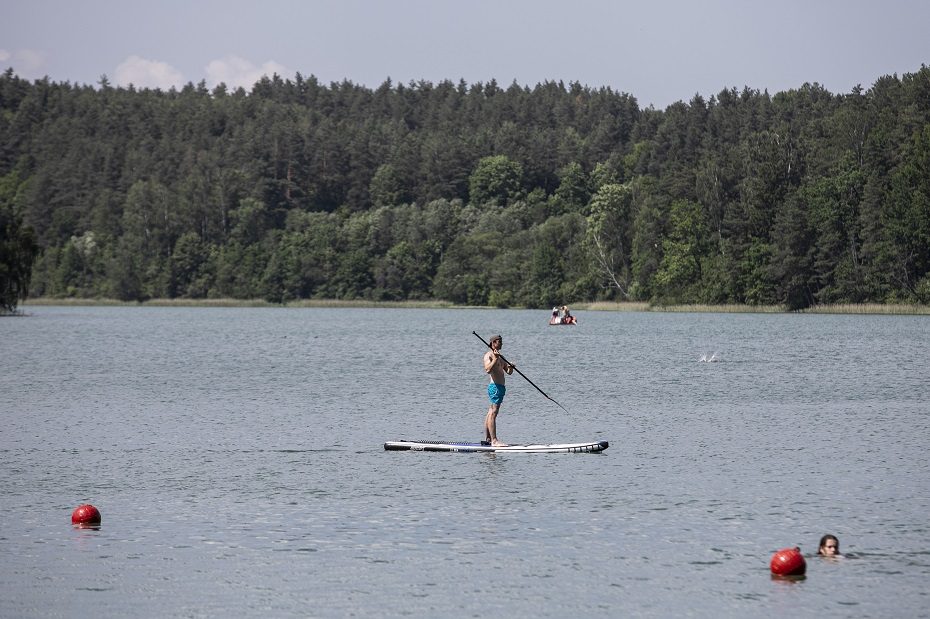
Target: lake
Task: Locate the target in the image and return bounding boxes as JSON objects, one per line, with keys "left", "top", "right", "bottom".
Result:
{"left": 1, "top": 306, "right": 928, "bottom": 617}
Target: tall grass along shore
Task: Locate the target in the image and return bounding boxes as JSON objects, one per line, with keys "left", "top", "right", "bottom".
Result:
{"left": 17, "top": 297, "right": 930, "bottom": 315}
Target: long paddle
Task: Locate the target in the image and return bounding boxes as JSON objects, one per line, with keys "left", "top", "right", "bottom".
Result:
{"left": 473, "top": 331, "right": 569, "bottom": 414}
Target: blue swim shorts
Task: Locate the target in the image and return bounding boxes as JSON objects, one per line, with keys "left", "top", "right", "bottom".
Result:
{"left": 487, "top": 383, "right": 506, "bottom": 405}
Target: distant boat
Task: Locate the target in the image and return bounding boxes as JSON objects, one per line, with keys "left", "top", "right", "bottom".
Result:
{"left": 549, "top": 306, "right": 577, "bottom": 326}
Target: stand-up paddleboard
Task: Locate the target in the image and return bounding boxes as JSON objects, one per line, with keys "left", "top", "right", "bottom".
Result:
{"left": 384, "top": 439, "right": 608, "bottom": 453}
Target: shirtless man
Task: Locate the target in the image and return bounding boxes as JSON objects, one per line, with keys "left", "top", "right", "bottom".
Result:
{"left": 483, "top": 334, "right": 514, "bottom": 446}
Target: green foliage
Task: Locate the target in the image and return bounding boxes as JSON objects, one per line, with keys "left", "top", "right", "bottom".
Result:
{"left": 2, "top": 66, "right": 929, "bottom": 307}
{"left": 584, "top": 183, "right": 634, "bottom": 298}
{"left": 468, "top": 155, "right": 524, "bottom": 207}
{"left": 523, "top": 242, "right": 563, "bottom": 308}
{"left": 738, "top": 239, "right": 777, "bottom": 305}
{"left": 373, "top": 240, "right": 440, "bottom": 300}
{"left": 552, "top": 162, "right": 591, "bottom": 214}
{"left": 0, "top": 171, "right": 39, "bottom": 312}
{"left": 653, "top": 200, "right": 709, "bottom": 303}
{"left": 369, "top": 164, "right": 408, "bottom": 208}
{"left": 170, "top": 232, "right": 212, "bottom": 298}
{"left": 803, "top": 166, "right": 866, "bottom": 303}
{"left": 880, "top": 124, "right": 930, "bottom": 300}
{"left": 432, "top": 234, "right": 495, "bottom": 305}
{"left": 768, "top": 193, "right": 815, "bottom": 310}
{"left": 629, "top": 192, "right": 667, "bottom": 301}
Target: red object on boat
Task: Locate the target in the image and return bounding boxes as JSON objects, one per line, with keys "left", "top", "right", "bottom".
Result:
{"left": 770, "top": 547, "right": 806, "bottom": 576}
{"left": 71, "top": 504, "right": 101, "bottom": 526}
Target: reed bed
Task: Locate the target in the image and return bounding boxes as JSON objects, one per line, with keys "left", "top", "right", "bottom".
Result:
{"left": 575, "top": 301, "right": 651, "bottom": 312}
{"left": 650, "top": 303, "right": 785, "bottom": 313}
{"left": 24, "top": 297, "right": 276, "bottom": 307}
{"left": 580, "top": 301, "right": 782, "bottom": 313}
{"left": 582, "top": 301, "right": 929, "bottom": 315}
{"left": 283, "top": 299, "right": 466, "bottom": 309}
{"left": 20, "top": 297, "right": 929, "bottom": 314}
{"left": 22, "top": 297, "right": 471, "bottom": 309}
{"left": 800, "top": 303, "right": 930, "bottom": 315}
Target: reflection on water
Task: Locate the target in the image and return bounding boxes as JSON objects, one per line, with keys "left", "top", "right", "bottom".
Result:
{"left": 1, "top": 306, "right": 929, "bottom": 617}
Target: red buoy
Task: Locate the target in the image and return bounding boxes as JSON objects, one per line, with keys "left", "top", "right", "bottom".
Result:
{"left": 770, "top": 547, "right": 806, "bottom": 576}
{"left": 71, "top": 504, "right": 101, "bottom": 527}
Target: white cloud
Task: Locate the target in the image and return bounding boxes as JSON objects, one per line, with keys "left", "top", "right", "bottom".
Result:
{"left": 0, "top": 49, "right": 48, "bottom": 79}
{"left": 205, "top": 55, "right": 291, "bottom": 90}
{"left": 113, "top": 55, "right": 185, "bottom": 90}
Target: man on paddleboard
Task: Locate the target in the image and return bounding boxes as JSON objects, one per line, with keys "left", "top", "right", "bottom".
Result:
{"left": 483, "top": 334, "right": 514, "bottom": 447}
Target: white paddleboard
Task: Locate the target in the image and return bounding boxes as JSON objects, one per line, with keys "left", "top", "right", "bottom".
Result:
{"left": 383, "top": 440, "right": 608, "bottom": 453}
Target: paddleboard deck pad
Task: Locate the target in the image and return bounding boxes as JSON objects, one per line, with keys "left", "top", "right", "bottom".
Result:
{"left": 384, "top": 440, "right": 608, "bottom": 453}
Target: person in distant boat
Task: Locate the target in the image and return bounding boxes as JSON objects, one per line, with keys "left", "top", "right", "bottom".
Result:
{"left": 483, "top": 334, "right": 514, "bottom": 447}
{"left": 818, "top": 534, "right": 841, "bottom": 556}
{"left": 561, "top": 306, "right": 575, "bottom": 325}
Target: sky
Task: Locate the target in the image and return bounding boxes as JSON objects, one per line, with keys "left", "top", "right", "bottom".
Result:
{"left": 2, "top": 0, "right": 928, "bottom": 109}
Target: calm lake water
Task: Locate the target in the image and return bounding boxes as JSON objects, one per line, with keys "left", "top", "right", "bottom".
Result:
{"left": 2, "top": 306, "right": 929, "bottom": 618}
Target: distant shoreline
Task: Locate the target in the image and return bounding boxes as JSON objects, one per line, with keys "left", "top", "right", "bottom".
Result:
{"left": 17, "top": 297, "right": 930, "bottom": 315}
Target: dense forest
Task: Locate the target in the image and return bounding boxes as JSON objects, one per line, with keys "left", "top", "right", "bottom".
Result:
{"left": 1, "top": 65, "right": 929, "bottom": 311}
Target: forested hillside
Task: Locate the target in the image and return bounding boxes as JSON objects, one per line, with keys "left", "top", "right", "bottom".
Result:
{"left": 2, "top": 65, "right": 929, "bottom": 309}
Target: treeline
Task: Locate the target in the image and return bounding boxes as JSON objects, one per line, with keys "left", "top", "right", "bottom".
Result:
{"left": 1, "top": 65, "right": 929, "bottom": 310}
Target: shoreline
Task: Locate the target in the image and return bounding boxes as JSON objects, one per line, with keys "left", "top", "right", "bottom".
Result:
{"left": 17, "top": 297, "right": 930, "bottom": 315}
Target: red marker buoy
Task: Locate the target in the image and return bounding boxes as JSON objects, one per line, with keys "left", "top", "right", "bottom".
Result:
{"left": 71, "top": 504, "right": 101, "bottom": 527}
{"left": 770, "top": 546, "right": 806, "bottom": 576}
